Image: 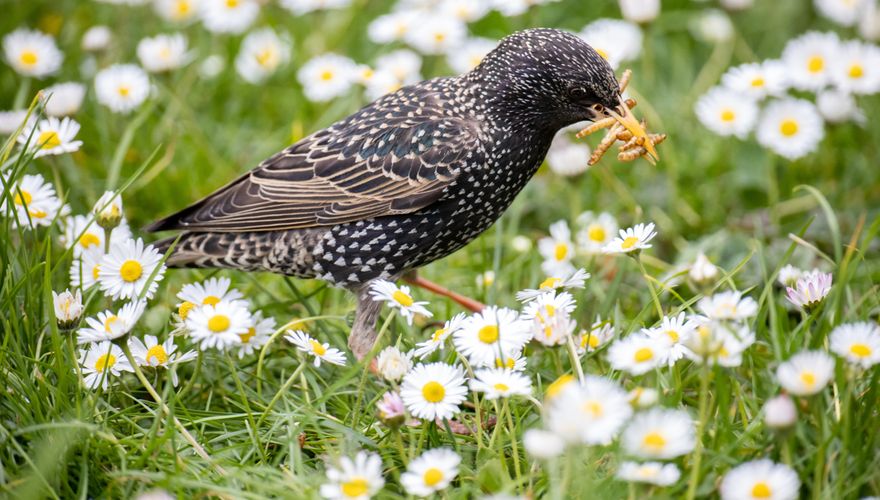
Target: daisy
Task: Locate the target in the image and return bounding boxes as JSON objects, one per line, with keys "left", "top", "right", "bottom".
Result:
{"left": 579, "top": 19, "right": 643, "bottom": 69}
{"left": 777, "top": 350, "right": 835, "bottom": 396}
{"left": 693, "top": 9, "right": 734, "bottom": 44}
{"left": 137, "top": 33, "right": 190, "bottom": 73}
{"left": 1, "top": 172, "right": 63, "bottom": 228}
{"left": 577, "top": 316, "right": 616, "bottom": 354}
{"left": 453, "top": 306, "right": 531, "bottom": 367}
{"left": 82, "top": 26, "right": 112, "bottom": 52}
{"left": 785, "top": 271, "right": 832, "bottom": 310}
{"left": 816, "top": 89, "right": 865, "bottom": 124}
{"left": 77, "top": 300, "right": 146, "bottom": 344}
{"left": 362, "top": 70, "right": 403, "bottom": 100}
{"left": 831, "top": 40, "right": 880, "bottom": 94}
{"left": 493, "top": 0, "right": 561, "bottom": 16}
{"left": 298, "top": 53, "right": 357, "bottom": 102}
{"left": 546, "top": 375, "right": 633, "bottom": 445}
{"left": 235, "top": 28, "right": 291, "bottom": 84}
{"left": 694, "top": 86, "right": 759, "bottom": 139}
{"left": 720, "top": 459, "right": 800, "bottom": 500}
{"left": 376, "top": 346, "right": 413, "bottom": 382}
{"left": 492, "top": 349, "right": 528, "bottom": 372}
{"left": 538, "top": 220, "right": 576, "bottom": 277}
{"left": 200, "top": 54, "right": 225, "bottom": 78}
{"left": 18, "top": 116, "right": 83, "bottom": 158}
{"left": 616, "top": 461, "right": 681, "bottom": 486}
{"left": 619, "top": 0, "right": 660, "bottom": 23}
{"left": 576, "top": 211, "right": 618, "bottom": 254}
{"left": 234, "top": 310, "right": 276, "bottom": 358}
{"left": 603, "top": 222, "right": 657, "bottom": 255}
{"left": 469, "top": 368, "right": 532, "bottom": 399}
{"left": 70, "top": 248, "right": 104, "bottom": 289}
{"left": 521, "top": 291, "right": 577, "bottom": 346}
{"left": 781, "top": 31, "right": 840, "bottom": 91}
{"left": 42, "top": 82, "right": 86, "bottom": 117}
{"left": 0, "top": 110, "right": 32, "bottom": 135}
{"left": 829, "top": 322, "right": 880, "bottom": 369}
{"left": 757, "top": 98, "right": 825, "bottom": 160}
{"left": 446, "top": 37, "right": 495, "bottom": 74}
{"left": 681, "top": 316, "right": 727, "bottom": 359}
{"left": 607, "top": 332, "right": 670, "bottom": 375}
{"left": 440, "top": 0, "right": 492, "bottom": 22}
{"left": 53, "top": 289, "right": 83, "bottom": 331}
{"left": 285, "top": 330, "right": 347, "bottom": 367}
{"left": 98, "top": 238, "right": 165, "bottom": 300}
{"left": 545, "top": 132, "right": 590, "bottom": 177}
{"left": 94, "top": 64, "right": 151, "bottom": 114}
{"left": 154, "top": 0, "right": 201, "bottom": 23}
{"left": 128, "top": 335, "right": 197, "bottom": 386}
{"left": 698, "top": 290, "right": 758, "bottom": 321}
{"left": 763, "top": 394, "right": 797, "bottom": 429}
{"left": 377, "top": 390, "right": 406, "bottom": 424}
{"left": 403, "top": 14, "right": 466, "bottom": 55}
{"left": 689, "top": 252, "right": 719, "bottom": 283}
{"left": 367, "top": 10, "right": 419, "bottom": 44}
{"left": 622, "top": 408, "right": 695, "bottom": 459}
{"left": 176, "top": 276, "right": 245, "bottom": 321}
{"left": 713, "top": 325, "right": 756, "bottom": 367}
{"left": 400, "top": 362, "right": 468, "bottom": 421}
{"left": 516, "top": 268, "right": 589, "bottom": 303}
{"left": 400, "top": 448, "right": 461, "bottom": 497}
{"left": 279, "top": 0, "right": 352, "bottom": 15}
{"left": 92, "top": 191, "right": 124, "bottom": 230}
{"left": 368, "top": 280, "right": 432, "bottom": 325}
{"left": 200, "top": 0, "right": 259, "bottom": 34}
{"left": 815, "top": 0, "right": 866, "bottom": 26}
{"left": 523, "top": 429, "right": 566, "bottom": 459}
{"left": 375, "top": 49, "right": 422, "bottom": 85}
{"left": 720, "top": 61, "right": 787, "bottom": 100}
{"left": 628, "top": 386, "right": 659, "bottom": 408}
{"left": 777, "top": 265, "right": 804, "bottom": 288}
{"left": 2, "top": 29, "right": 63, "bottom": 78}
{"left": 79, "top": 341, "right": 133, "bottom": 390}
{"left": 320, "top": 451, "right": 384, "bottom": 500}
{"left": 186, "top": 300, "right": 252, "bottom": 350}
{"left": 414, "top": 313, "right": 466, "bottom": 359}
{"left": 644, "top": 312, "right": 697, "bottom": 366}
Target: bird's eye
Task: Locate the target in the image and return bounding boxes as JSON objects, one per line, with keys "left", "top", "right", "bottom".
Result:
{"left": 570, "top": 87, "right": 588, "bottom": 99}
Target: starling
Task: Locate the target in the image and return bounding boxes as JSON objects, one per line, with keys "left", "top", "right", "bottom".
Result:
{"left": 146, "top": 28, "right": 646, "bottom": 358}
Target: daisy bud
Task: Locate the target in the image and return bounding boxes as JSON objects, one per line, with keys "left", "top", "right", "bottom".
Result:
{"left": 511, "top": 235, "right": 532, "bottom": 253}
{"left": 93, "top": 191, "right": 123, "bottom": 231}
{"left": 375, "top": 346, "right": 413, "bottom": 382}
{"left": 763, "top": 394, "right": 797, "bottom": 430}
{"left": 377, "top": 391, "right": 406, "bottom": 428}
{"left": 618, "top": 0, "right": 660, "bottom": 24}
{"left": 689, "top": 252, "right": 718, "bottom": 284}
{"left": 52, "top": 288, "right": 83, "bottom": 331}
{"left": 524, "top": 429, "right": 565, "bottom": 459}
{"left": 82, "top": 26, "right": 112, "bottom": 52}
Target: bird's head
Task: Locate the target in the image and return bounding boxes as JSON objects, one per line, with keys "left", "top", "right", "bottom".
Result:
{"left": 473, "top": 28, "right": 643, "bottom": 137}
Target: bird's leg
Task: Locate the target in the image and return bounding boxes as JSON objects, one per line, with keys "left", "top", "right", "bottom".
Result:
{"left": 402, "top": 270, "right": 485, "bottom": 313}
{"left": 348, "top": 283, "right": 383, "bottom": 361}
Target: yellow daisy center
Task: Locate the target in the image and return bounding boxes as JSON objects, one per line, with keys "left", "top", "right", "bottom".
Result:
{"left": 256, "top": 49, "right": 276, "bottom": 67}
{"left": 119, "top": 260, "right": 143, "bottom": 282}
{"left": 807, "top": 55, "right": 824, "bottom": 73}
{"left": 202, "top": 295, "right": 221, "bottom": 306}
{"left": 581, "top": 333, "right": 601, "bottom": 349}
{"left": 178, "top": 301, "right": 195, "bottom": 320}
{"left": 104, "top": 315, "right": 120, "bottom": 333}
{"left": 720, "top": 109, "right": 736, "bottom": 122}
{"left": 779, "top": 119, "right": 799, "bottom": 137}
{"left": 309, "top": 339, "right": 327, "bottom": 356}
{"left": 19, "top": 50, "right": 38, "bottom": 66}
{"left": 587, "top": 224, "right": 606, "bottom": 242}
{"left": 546, "top": 374, "right": 574, "bottom": 399}
{"left": 666, "top": 329, "right": 679, "bottom": 342}
{"left": 431, "top": 328, "right": 447, "bottom": 342}
{"left": 29, "top": 208, "right": 47, "bottom": 218}
{"left": 642, "top": 431, "right": 666, "bottom": 449}
{"left": 848, "top": 63, "right": 864, "bottom": 79}
{"left": 849, "top": 343, "right": 872, "bottom": 358}
{"left": 423, "top": 467, "right": 444, "bottom": 486}
{"left": 750, "top": 77, "right": 765, "bottom": 87}
{"left": 13, "top": 190, "right": 32, "bottom": 206}
{"left": 240, "top": 327, "right": 256, "bottom": 343}
{"left": 493, "top": 383, "right": 509, "bottom": 392}
{"left": 495, "top": 357, "right": 515, "bottom": 369}
{"left": 539, "top": 277, "right": 561, "bottom": 289}
{"left": 92, "top": 264, "right": 101, "bottom": 280}
{"left": 207, "top": 314, "right": 230, "bottom": 333}
{"left": 340, "top": 477, "right": 369, "bottom": 498}
{"left": 320, "top": 70, "right": 334, "bottom": 81}
{"left": 392, "top": 290, "right": 414, "bottom": 307}
{"left": 174, "top": 0, "right": 191, "bottom": 17}
{"left": 583, "top": 400, "right": 603, "bottom": 417}
{"left": 478, "top": 325, "right": 499, "bottom": 344}
{"left": 422, "top": 381, "right": 445, "bottom": 403}
{"left": 94, "top": 353, "right": 116, "bottom": 372}
{"left": 117, "top": 86, "right": 130, "bottom": 97}
{"left": 554, "top": 243, "right": 568, "bottom": 261}
{"left": 225, "top": 0, "right": 239, "bottom": 7}
{"left": 434, "top": 32, "right": 446, "bottom": 43}
{"left": 800, "top": 371, "right": 816, "bottom": 387}
{"left": 751, "top": 481, "right": 772, "bottom": 498}
{"left": 146, "top": 344, "right": 169, "bottom": 365}
{"left": 79, "top": 233, "right": 101, "bottom": 249}
{"left": 37, "top": 130, "right": 61, "bottom": 149}
{"left": 621, "top": 236, "right": 639, "bottom": 250}
{"left": 634, "top": 347, "right": 654, "bottom": 363}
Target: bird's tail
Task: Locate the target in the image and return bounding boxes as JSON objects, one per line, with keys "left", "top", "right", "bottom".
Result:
{"left": 152, "top": 232, "right": 271, "bottom": 271}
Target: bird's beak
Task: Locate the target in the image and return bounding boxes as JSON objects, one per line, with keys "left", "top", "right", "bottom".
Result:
{"left": 606, "top": 96, "right": 659, "bottom": 164}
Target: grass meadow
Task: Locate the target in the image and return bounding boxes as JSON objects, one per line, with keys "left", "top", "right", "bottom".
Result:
{"left": 1, "top": 0, "right": 879, "bottom": 498}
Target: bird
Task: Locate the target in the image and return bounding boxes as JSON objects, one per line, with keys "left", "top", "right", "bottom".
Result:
{"left": 146, "top": 28, "right": 651, "bottom": 359}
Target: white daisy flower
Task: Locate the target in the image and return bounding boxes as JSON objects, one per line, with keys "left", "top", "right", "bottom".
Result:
{"left": 815, "top": 0, "right": 866, "bottom": 26}
{"left": 860, "top": 0, "right": 880, "bottom": 41}
{"left": 511, "top": 235, "right": 532, "bottom": 253}
{"left": 176, "top": 276, "right": 245, "bottom": 321}
{"left": 18, "top": 116, "right": 83, "bottom": 158}
{"left": 546, "top": 132, "right": 590, "bottom": 177}
{"left": 53, "top": 289, "right": 83, "bottom": 330}
{"left": 628, "top": 386, "right": 659, "bottom": 408}
{"left": 763, "top": 394, "right": 797, "bottom": 429}
{"left": 446, "top": 37, "right": 495, "bottom": 74}
{"left": 546, "top": 375, "right": 633, "bottom": 445}
{"left": 757, "top": 98, "right": 825, "bottom": 160}
{"left": 414, "top": 313, "right": 466, "bottom": 359}
{"left": 320, "top": 451, "right": 384, "bottom": 500}
{"left": 579, "top": 19, "right": 643, "bottom": 70}
{"left": 616, "top": 461, "right": 681, "bottom": 486}
{"left": 199, "top": 54, "right": 225, "bottom": 78}
{"left": 523, "top": 429, "right": 566, "bottom": 459}
{"left": 577, "top": 316, "right": 616, "bottom": 354}
{"left": 516, "top": 268, "right": 589, "bottom": 303}
{"left": 603, "top": 222, "right": 657, "bottom": 255}
{"left": 521, "top": 291, "right": 577, "bottom": 346}
{"left": 492, "top": 349, "right": 528, "bottom": 372}
{"left": 376, "top": 346, "right": 413, "bottom": 382}
{"left": 154, "top": 0, "right": 201, "bottom": 23}
{"left": 453, "top": 306, "right": 531, "bottom": 367}
{"left": 42, "top": 82, "right": 86, "bottom": 117}
{"left": 400, "top": 448, "right": 461, "bottom": 497}
{"left": 776, "top": 350, "right": 835, "bottom": 396}
{"left": 538, "top": 220, "right": 576, "bottom": 277}
{"left": 710, "top": 325, "right": 756, "bottom": 367}
{"left": 608, "top": 332, "right": 670, "bottom": 375}
{"left": 816, "top": 88, "right": 865, "bottom": 124}
{"left": 439, "top": 0, "right": 491, "bottom": 21}
{"left": 830, "top": 40, "right": 880, "bottom": 94}
{"left": 644, "top": 312, "right": 697, "bottom": 366}
{"left": 689, "top": 252, "right": 719, "bottom": 284}
{"left": 79, "top": 341, "right": 133, "bottom": 390}
{"left": 98, "top": 238, "right": 165, "bottom": 300}
{"left": 2, "top": 29, "right": 63, "bottom": 78}
{"left": 400, "top": 362, "right": 468, "bottom": 421}
{"left": 469, "top": 367, "right": 532, "bottom": 399}
{"left": 403, "top": 14, "right": 466, "bottom": 55}
{"left": 280, "top": 0, "right": 352, "bottom": 14}
{"left": 693, "top": 9, "right": 734, "bottom": 44}
{"left": 777, "top": 264, "right": 804, "bottom": 288}
{"left": 234, "top": 310, "right": 276, "bottom": 358}
{"left": 619, "top": 0, "right": 660, "bottom": 23}
{"left": 298, "top": 53, "right": 357, "bottom": 102}
{"left": 720, "top": 459, "right": 800, "bottom": 500}
{"left": 70, "top": 248, "right": 104, "bottom": 289}
{"left": 785, "top": 271, "right": 832, "bottom": 310}
{"left": 781, "top": 31, "right": 840, "bottom": 91}
{"left": 375, "top": 49, "right": 422, "bottom": 84}
{"left": 128, "top": 335, "right": 197, "bottom": 386}
{"left": 367, "top": 10, "right": 419, "bottom": 44}
{"left": 622, "top": 408, "right": 695, "bottom": 459}
{"left": 720, "top": 61, "right": 787, "bottom": 100}
{"left": 492, "top": 0, "right": 561, "bottom": 16}
{"left": 185, "top": 300, "right": 252, "bottom": 351}
{"left": 94, "top": 64, "right": 151, "bottom": 114}
{"left": 82, "top": 26, "right": 112, "bottom": 52}
{"left": 77, "top": 300, "right": 146, "bottom": 344}
{"left": 829, "top": 322, "right": 880, "bottom": 369}
{"left": 362, "top": 69, "right": 404, "bottom": 100}
{"left": 694, "top": 86, "right": 759, "bottom": 139}
{"left": 137, "top": 33, "right": 190, "bottom": 73}
{"left": 576, "top": 211, "right": 618, "bottom": 254}
{"left": 1, "top": 172, "right": 63, "bottom": 228}
{"left": 368, "top": 280, "right": 432, "bottom": 325}
{"left": 285, "top": 330, "right": 346, "bottom": 367}
{"left": 377, "top": 390, "right": 406, "bottom": 424}
{"left": 0, "top": 110, "right": 33, "bottom": 135}
{"left": 235, "top": 28, "right": 291, "bottom": 84}
{"left": 475, "top": 270, "right": 495, "bottom": 289}
{"left": 200, "top": 0, "right": 259, "bottom": 34}
{"left": 698, "top": 290, "right": 758, "bottom": 321}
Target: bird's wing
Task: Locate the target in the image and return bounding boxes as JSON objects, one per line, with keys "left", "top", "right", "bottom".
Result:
{"left": 146, "top": 91, "right": 482, "bottom": 232}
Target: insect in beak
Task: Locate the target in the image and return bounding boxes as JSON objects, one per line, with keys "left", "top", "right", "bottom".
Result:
{"left": 606, "top": 96, "right": 659, "bottom": 164}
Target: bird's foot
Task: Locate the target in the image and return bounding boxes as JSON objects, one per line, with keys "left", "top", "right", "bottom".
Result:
{"left": 402, "top": 272, "right": 485, "bottom": 313}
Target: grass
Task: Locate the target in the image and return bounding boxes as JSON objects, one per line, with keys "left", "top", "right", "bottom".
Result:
{"left": 2, "top": 0, "right": 880, "bottom": 498}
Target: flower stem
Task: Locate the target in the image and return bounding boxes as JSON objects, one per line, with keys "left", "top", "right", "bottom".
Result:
{"left": 565, "top": 334, "right": 585, "bottom": 382}
{"left": 685, "top": 363, "right": 711, "bottom": 500}
{"left": 637, "top": 256, "right": 664, "bottom": 320}
{"left": 257, "top": 362, "right": 307, "bottom": 428}
{"left": 503, "top": 399, "right": 522, "bottom": 486}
